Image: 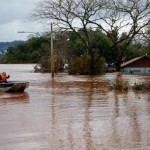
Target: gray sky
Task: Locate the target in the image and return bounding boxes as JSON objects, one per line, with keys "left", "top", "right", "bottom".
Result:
{"left": 0, "top": 0, "right": 45, "bottom": 42}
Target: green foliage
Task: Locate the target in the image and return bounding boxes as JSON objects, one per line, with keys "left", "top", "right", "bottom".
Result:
{"left": 1, "top": 29, "right": 149, "bottom": 74}
{"left": 0, "top": 41, "right": 24, "bottom": 53}
{"left": 67, "top": 32, "right": 86, "bottom": 58}
{"left": 69, "top": 54, "right": 105, "bottom": 75}
{"left": 0, "top": 54, "right": 6, "bottom": 63}
{"left": 126, "top": 43, "right": 148, "bottom": 59}
{"left": 67, "top": 30, "right": 111, "bottom": 75}
{"left": 67, "top": 30, "right": 111, "bottom": 59}
{"left": 3, "top": 36, "right": 49, "bottom": 64}
{"left": 90, "top": 30, "right": 111, "bottom": 61}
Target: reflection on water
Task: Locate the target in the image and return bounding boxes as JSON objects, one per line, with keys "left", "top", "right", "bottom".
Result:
{"left": 0, "top": 64, "right": 150, "bottom": 150}
{"left": 0, "top": 92, "right": 29, "bottom": 105}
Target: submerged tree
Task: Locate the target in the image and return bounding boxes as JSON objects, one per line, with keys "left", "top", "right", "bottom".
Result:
{"left": 89, "top": 0, "right": 150, "bottom": 70}
{"left": 31, "top": 0, "right": 150, "bottom": 72}
{"left": 31, "top": 0, "right": 105, "bottom": 75}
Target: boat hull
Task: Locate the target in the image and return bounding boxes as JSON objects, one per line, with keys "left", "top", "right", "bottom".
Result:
{"left": 0, "top": 81, "right": 29, "bottom": 92}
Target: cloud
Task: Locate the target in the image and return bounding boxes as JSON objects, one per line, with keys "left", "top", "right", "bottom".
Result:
{"left": 0, "top": 20, "right": 43, "bottom": 42}
{"left": 0, "top": 0, "right": 42, "bottom": 42}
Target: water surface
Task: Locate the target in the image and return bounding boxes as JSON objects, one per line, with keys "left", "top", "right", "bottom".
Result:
{"left": 0, "top": 64, "right": 150, "bottom": 150}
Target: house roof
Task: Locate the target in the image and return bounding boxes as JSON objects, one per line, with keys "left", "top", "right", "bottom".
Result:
{"left": 121, "top": 55, "right": 150, "bottom": 68}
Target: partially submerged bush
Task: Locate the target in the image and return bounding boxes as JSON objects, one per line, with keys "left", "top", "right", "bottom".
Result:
{"left": 39, "top": 56, "right": 51, "bottom": 72}
{"left": 109, "top": 80, "right": 129, "bottom": 91}
{"left": 69, "top": 54, "right": 105, "bottom": 75}
{"left": 132, "top": 82, "right": 150, "bottom": 91}
{"left": 34, "top": 55, "right": 64, "bottom": 73}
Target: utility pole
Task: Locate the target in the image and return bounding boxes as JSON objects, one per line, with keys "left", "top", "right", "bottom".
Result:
{"left": 17, "top": 29, "right": 55, "bottom": 78}
{"left": 51, "top": 23, "right": 54, "bottom": 78}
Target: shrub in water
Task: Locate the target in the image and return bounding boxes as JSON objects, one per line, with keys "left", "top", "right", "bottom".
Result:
{"left": 110, "top": 80, "right": 129, "bottom": 91}
{"left": 39, "top": 56, "right": 50, "bottom": 72}
{"left": 132, "top": 82, "right": 150, "bottom": 91}
{"left": 69, "top": 54, "right": 105, "bottom": 75}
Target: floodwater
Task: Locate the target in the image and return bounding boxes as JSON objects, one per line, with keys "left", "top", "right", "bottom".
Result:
{"left": 0, "top": 64, "right": 150, "bottom": 150}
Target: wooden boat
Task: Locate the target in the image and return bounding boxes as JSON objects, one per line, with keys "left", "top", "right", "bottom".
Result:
{"left": 0, "top": 81, "right": 29, "bottom": 92}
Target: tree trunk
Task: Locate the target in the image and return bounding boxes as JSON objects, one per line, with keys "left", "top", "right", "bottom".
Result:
{"left": 115, "top": 61, "right": 122, "bottom": 72}
{"left": 90, "top": 54, "right": 94, "bottom": 75}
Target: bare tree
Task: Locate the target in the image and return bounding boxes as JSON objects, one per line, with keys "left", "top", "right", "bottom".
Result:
{"left": 89, "top": 0, "right": 150, "bottom": 70}
{"left": 143, "top": 23, "right": 150, "bottom": 43}
{"left": 31, "top": 0, "right": 150, "bottom": 72}
{"left": 143, "top": 23, "right": 150, "bottom": 55}
{"left": 31, "top": 0, "right": 104, "bottom": 75}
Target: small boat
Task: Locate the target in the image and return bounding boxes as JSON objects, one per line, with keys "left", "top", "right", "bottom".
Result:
{"left": 0, "top": 81, "right": 29, "bottom": 92}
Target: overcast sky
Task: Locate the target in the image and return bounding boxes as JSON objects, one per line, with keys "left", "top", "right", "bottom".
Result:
{"left": 0, "top": 0, "right": 46, "bottom": 42}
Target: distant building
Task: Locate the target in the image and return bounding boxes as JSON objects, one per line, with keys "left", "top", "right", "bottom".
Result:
{"left": 121, "top": 55, "right": 150, "bottom": 74}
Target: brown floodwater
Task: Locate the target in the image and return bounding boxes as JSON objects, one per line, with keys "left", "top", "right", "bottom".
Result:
{"left": 0, "top": 64, "right": 150, "bottom": 150}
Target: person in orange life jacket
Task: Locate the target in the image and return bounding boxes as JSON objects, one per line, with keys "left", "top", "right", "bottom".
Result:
{"left": 0, "top": 72, "right": 10, "bottom": 83}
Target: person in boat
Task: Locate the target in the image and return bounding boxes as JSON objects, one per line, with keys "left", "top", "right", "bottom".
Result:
{"left": 0, "top": 72, "right": 10, "bottom": 83}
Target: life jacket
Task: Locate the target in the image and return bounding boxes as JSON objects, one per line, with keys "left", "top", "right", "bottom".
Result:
{"left": 0, "top": 73, "right": 7, "bottom": 82}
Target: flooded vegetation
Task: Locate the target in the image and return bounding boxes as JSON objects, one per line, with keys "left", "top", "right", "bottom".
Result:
{"left": 109, "top": 73, "right": 150, "bottom": 92}
{"left": 0, "top": 64, "right": 150, "bottom": 150}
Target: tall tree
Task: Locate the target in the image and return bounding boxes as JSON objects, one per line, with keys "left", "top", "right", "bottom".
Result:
{"left": 31, "top": 0, "right": 104, "bottom": 75}
{"left": 143, "top": 24, "right": 150, "bottom": 56}
{"left": 89, "top": 0, "right": 150, "bottom": 70}
{"left": 31, "top": 0, "right": 150, "bottom": 72}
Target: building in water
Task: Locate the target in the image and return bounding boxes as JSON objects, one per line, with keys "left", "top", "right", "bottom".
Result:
{"left": 121, "top": 55, "right": 150, "bottom": 74}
